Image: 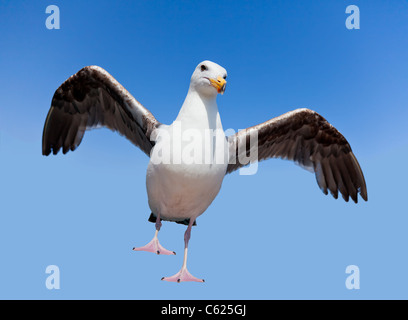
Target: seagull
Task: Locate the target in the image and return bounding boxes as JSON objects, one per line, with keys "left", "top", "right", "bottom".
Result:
{"left": 42, "top": 60, "right": 368, "bottom": 283}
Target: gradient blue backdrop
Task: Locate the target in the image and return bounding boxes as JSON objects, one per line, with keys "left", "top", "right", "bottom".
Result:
{"left": 1, "top": 0, "right": 407, "bottom": 299}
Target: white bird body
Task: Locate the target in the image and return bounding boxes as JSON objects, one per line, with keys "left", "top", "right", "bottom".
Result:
{"left": 146, "top": 83, "right": 228, "bottom": 223}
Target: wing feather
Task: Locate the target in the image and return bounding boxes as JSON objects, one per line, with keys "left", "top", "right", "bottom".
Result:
{"left": 42, "top": 66, "right": 160, "bottom": 156}
{"left": 227, "top": 108, "right": 367, "bottom": 203}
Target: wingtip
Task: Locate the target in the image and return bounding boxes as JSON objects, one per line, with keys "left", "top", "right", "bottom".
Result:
{"left": 330, "top": 190, "right": 339, "bottom": 200}
{"left": 351, "top": 191, "right": 367, "bottom": 203}
{"left": 342, "top": 193, "right": 350, "bottom": 202}
{"left": 42, "top": 147, "right": 51, "bottom": 156}
{"left": 358, "top": 186, "right": 368, "bottom": 202}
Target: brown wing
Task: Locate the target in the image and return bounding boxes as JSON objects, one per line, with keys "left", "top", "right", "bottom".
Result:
{"left": 227, "top": 108, "right": 367, "bottom": 203}
{"left": 42, "top": 66, "right": 160, "bottom": 156}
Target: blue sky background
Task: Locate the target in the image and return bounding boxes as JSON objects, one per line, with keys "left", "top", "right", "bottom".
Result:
{"left": 0, "top": 0, "right": 407, "bottom": 299}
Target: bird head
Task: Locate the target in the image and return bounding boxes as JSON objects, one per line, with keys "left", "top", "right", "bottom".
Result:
{"left": 190, "top": 60, "right": 227, "bottom": 98}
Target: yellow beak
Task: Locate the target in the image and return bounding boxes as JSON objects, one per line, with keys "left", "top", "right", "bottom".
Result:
{"left": 209, "top": 76, "right": 227, "bottom": 94}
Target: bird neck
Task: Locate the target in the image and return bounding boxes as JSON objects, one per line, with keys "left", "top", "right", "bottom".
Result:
{"left": 175, "top": 89, "right": 220, "bottom": 131}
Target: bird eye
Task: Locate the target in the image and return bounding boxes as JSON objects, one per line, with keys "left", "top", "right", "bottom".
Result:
{"left": 223, "top": 75, "right": 227, "bottom": 80}
{"left": 200, "top": 65, "right": 207, "bottom": 72}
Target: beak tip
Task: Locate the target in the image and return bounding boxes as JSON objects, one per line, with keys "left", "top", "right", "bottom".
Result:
{"left": 210, "top": 77, "right": 227, "bottom": 94}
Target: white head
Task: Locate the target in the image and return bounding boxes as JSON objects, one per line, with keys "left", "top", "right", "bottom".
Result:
{"left": 189, "top": 60, "right": 227, "bottom": 98}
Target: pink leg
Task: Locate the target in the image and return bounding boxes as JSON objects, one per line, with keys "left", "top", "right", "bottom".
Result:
{"left": 161, "top": 219, "right": 204, "bottom": 283}
{"left": 132, "top": 215, "right": 175, "bottom": 255}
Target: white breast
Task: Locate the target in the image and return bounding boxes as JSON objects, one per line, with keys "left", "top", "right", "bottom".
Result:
{"left": 146, "top": 126, "right": 228, "bottom": 221}
{"left": 145, "top": 90, "right": 228, "bottom": 222}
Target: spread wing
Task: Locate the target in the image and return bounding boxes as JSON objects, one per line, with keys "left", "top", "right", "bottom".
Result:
{"left": 227, "top": 108, "right": 367, "bottom": 203}
{"left": 42, "top": 66, "right": 160, "bottom": 156}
